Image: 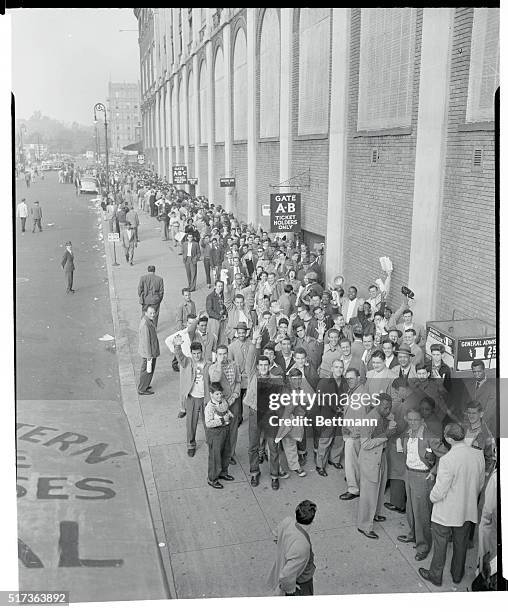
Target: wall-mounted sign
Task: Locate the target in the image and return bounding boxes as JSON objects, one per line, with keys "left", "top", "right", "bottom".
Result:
{"left": 107, "top": 233, "right": 120, "bottom": 242}
{"left": 457, "top": 336, "right": 497, "bottom": 371}
{"left": 137, "top": 154, "right": 145, "bottom": 165}
{"left": 270, "top": 193, "right": 301, "bottom": 233}
{"left": 220, "top": 177, "right": 236, "bottom": 188}
{"left": 188, "top": 178, "right": 199, "bottom": 185}
{"left": 172, "top": 165, "right": 188, "bottom": 185}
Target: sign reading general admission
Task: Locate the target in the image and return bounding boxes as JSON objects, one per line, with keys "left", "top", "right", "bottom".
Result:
{"left": 270, "top": 193, "right": 301, "bottom": 233}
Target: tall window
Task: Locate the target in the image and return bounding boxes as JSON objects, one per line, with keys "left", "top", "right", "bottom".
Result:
{"left": 298, "top": 9, "right": 331, "bottom": 135}
{"left": 214, "top": 47, "right": 225, "bottom": 143}
{"left": 178, "top": 79, "right": 185, "bottom": 144}
{"left": 233, "top": 28, "right": 248, "bottom": 140}
{"left": 188, "top": 71, "right": 195, "bottom": 145}
{"left": 199, "top": 61, "right": 208, "bottom": 144}
{"left": 357, "top": 8, "right": 417, "bottom": 131}
{"left": 259, "top": 9, "right": 280, "bottom": 138}
{"left": 466, "top": 8, "right": 499, "bottom": 123}
{"left": 171, "top": 83, "right": 178, "bottom": 145}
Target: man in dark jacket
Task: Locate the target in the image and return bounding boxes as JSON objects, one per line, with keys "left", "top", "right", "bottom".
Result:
{"left": 182, "top": 233, "right": 201, "bottom": 292}
{"left": 138, "top": 265, "right": 164, "bottom": 328}
{"left": 138, "top": 305, "right": 160, "bottom": 395}
{"left": 61, "top": 241, "right": 75, "bottom": 294}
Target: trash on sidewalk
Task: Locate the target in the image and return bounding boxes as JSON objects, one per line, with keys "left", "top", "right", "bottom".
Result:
{"left": 98, "top": 334, "right": 115, "bottom": 341}
{"left": 46, "top": 223, "right": 55, "bottom": 227}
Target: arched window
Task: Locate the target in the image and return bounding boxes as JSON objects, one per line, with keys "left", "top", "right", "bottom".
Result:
{"left": 178, "top": 78, "right": 185, "bottom": 144}
{"left": 214, "top": 47, "right": 225, "bottom": 143}
{"left": 188, "top": 70, "right": 195, "bottom": 145}
{"left": 171, "top": 83, "right": 178, "bottom": 145}
{"left": 233, "top": 27, "right": 247, "bottom": 140}
{"left": 259, "top": 9, "right": 280, "bottom": 138}
{"left": 298, "top": 9, "right": 331, "bottom": 135}
{"left": 199, "top": 61, "right": 208, "bottom": 144}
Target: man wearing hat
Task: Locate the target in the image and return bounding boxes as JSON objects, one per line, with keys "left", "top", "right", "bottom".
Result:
{"left": 387, "top": 327, "right": 403, "bottom": 350}
{"left": 228, "top": 322, "right": 259, "bottom": 423}
{"left": 61, "top": 241, "right": 75, "bottom": 294}
{"left": 391, "top": 343, "right": 418, "bottom": 380}
{"left": 121, "top": 221, "right": 136, "bottom": 266}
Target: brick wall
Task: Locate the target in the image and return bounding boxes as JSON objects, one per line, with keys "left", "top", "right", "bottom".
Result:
{"left": 342, "top": 8, "right": 423, "bottom": 307}
{"left": 256, "top": 140, "right": 280, "bottom": 231}
{"left": 214, "top": 144, "right": 226, "bottom": 205}
{"left": 436, "top": 7, "right": 496, "bottom": 324}
{"left": 199, "top": 146, "right": 208, "bottom": 198}
{"left": 232, "top": 142, "right": 248, "bottom": 221}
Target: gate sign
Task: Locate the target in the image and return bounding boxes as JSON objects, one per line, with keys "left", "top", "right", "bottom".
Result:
{"left": 220, "top": 177, "right": 235, "bottom": 188}
{"left": 137, "top": 154, "right": 145, "bottom": 164}
{"left": 172, "top": 165, "right": 188, "bottom": 185}
{"left": 270, "top": 193, "right": 301, "bottom": 233}
{"left": 188, "top": 177, "right": 199, "bottom": 185}
{"left": 457, "top": 336, "right": 497, "bottom": 371}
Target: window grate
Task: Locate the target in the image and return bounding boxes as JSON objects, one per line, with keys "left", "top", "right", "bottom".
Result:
{"left": 371, "top": 148, "right": 379, "bottom": 164}
{"left": 473, "top": 147, "right": 483, "bottom": 169}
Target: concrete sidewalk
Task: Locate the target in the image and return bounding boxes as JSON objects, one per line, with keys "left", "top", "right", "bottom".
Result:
{"left": 103, "top": 204, "right": 477, "bottom": 598}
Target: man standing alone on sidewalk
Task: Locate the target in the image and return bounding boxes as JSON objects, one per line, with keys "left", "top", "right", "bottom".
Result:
{"left": 138, "top": 265, "right": 164, "bottom": 328}
{"left": 61, "top": 241, "right": 75, "bottom": 294}
{"left": 268, "top": 500, "right": 317, "bottom": 596}
{"left": 17, "top": 198, "right": 28, "bottom": 233}
{"left": 121, "top": 222, "right": 136, "bottom": 266}
{"left": 138, "top": 305, "right": 160, "bottom": 396}
{"left": 31, "top": 201, "right": 43, "bottom": 232}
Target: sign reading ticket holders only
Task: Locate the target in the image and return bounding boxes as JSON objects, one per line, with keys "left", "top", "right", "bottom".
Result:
{"left": 137, "top": 154, "right": 145, "bottom": 164}
{"left": 108, "top": 233, "right": 120, "bottom": 242}
{"left": 270, "top": 193, "right": 301, "bottom": 233}
{"left": 172, "top": 165, "right": 188, "bottom": 185}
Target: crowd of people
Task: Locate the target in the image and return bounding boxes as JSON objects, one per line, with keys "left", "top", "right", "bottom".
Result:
{"left": 45, "top": 163, "right": 498, "bottom": 593}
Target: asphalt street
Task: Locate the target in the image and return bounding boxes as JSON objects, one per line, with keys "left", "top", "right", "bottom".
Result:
{"left": 15, "top": 172, "right": 121, "bottom": 401}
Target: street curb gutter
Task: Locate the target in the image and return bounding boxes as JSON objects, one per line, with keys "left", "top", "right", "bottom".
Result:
{"left": 99, "top": 212, "right": 177, "bottom": 600}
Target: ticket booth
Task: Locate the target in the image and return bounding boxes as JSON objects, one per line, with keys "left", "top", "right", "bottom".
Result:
{"left": 425, "top": 318, "right": 496, "bottom": 377}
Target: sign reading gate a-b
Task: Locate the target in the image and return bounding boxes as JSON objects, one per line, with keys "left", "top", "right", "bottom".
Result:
{"left": 270, "top": 193, "right": 301, "bottom": 233}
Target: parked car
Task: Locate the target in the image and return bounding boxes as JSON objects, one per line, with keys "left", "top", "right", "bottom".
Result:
{"left": 80, "top": 176, "right": 101, "bottom": 194}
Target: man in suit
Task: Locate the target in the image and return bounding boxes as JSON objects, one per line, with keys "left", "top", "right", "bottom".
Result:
{"left": 175, "top": 288, "right": 196, "bottom": 331}
{"left": 138, "top": 305, "right": 160, "bottom": 395}
{"left": 31, "top": 200, "right": 43, "bottom": 232}
{"left": 403, "top": 328, "right": 424, "bottom": 367}
{"left": 463, "top": 360, "right": 496, "bottom": 434}
{"left": 419, "top": 423, "right": 485, "bottom": 586}
{"left": 228, "top": 322, "right": 258, "bottom": 423}
{"left": 292, "top": 322, "right": 324, "bottom": 372}
{"left": 226, "top": 294, "right": 254, "bottom": 342}
{"left": 396, "top": 408, "right": 447, "bottom": 561}
{"left": 268, "top": 500, "right": 317, "bottom": 596}
{"left": 343, "top": 286, "right": 364, "bottom": 324}
{"left": 126, "top": 205, "right": 140, "bottom": 243}
{"left": 357, "top": 393, "right": 398, "bottom": 539}
{"left": 182, "top": 232, "right": 201, "bottom": 292}
{"left": 292, "top": 347, "right": 320, "bottom": 464}
{"left": 275, "top": 337, "right": 295, "bottom": 375}
{"left": 339, "top": 338, "right": 367, "bottom": 383}
{"left": 138, "top": 265, "right": 164, "bottom": 328}
{"left": 61, "top": 241, "right": 75, "bottom": 294}
{"left": 187, "top": 315, "right": 218, "bottom": 363}
{"left": 121, "top": 221, "right": 136, "bottom": 265}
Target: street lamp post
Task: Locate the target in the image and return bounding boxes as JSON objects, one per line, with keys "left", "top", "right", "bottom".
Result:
{"left": 94, "top": 102, "right": 109, "bottom": 191}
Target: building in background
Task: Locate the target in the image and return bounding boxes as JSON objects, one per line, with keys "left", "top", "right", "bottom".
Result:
{"left": 133, "top": 7, "right": 498, "bottom": 326}
{"left": 107, "top": 82, "right": 142, "bottom": 154}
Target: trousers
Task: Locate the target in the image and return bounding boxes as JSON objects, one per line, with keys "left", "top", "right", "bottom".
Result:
{"left": 248, "top": 408, "right": 279, "bottom": 477}
{"left": 228, "top": 398, "right": 241, "bottom": 459}
{"left": 405, "top": 470, "right": 433, "bottom": 553}
{"left": 344, "top": 437, "right": 361, "bottom": 494}
{"left": 206, "top": 425, "right": 231, "bottom": 482}
{"left": 65, "top": 269, "right": 74, "bottom": 292}
{"left": 358, "top": 450, "right": 387, "bottom": 533}
{"left": 285, "top": 579, "right": 314, "bottom": 596}
{"left": 280, "top": 436, "right": 300, "bottom": 471}
{"left": 184, "top": 261, "right": 197, "bottom": 291}
{"left": 20, "top": 217, "right": 27, "bottom": 232}
{"left": 316, "top": 431, "right": 344, "bottom": 469}
{"left": 138, "top": 357, "right": 156, "bottom": 392}
{"left": 388, "top": 478, "right": 407, "bottom": 510}
{"left": 32, "top": 218, "right": 42, "bottom": 232}
{"left": 186, "top": 395, "right": 205, "bottom": 450}
{"left": 203, "top": 258, "right": 212, "bottom": 286}
{"left": 429, "top": 521, "right": 472, "bottom": 584}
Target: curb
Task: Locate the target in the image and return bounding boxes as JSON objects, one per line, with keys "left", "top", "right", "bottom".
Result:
{"left": 99, "top": 209, "right": 177, "bottom": 600}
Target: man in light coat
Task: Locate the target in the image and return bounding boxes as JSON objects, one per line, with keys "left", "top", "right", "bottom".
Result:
{"left": 121, "top": 222, "right": 136, "bottom": 265}
{"left": 418, "top": 422, "right": 485, "bottom": 586}
{"left": 138, "top": 305, "right": 160, "bottom": 396}
{"left": 17, "top": 198, "right": 28, "bottom": 233}
{"left": 268, "top": 500, "right": 317, "bottom": 596}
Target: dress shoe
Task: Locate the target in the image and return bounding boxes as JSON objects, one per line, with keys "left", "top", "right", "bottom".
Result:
{"left": 138, "top": 390, "right": 154, "bottom": 395}
{"left": 358, "top": 528, "right": 379, "bottom": 540}
{"left": 418, "top": 568, "right": 442, "bottom": 587}
{"left": 451, "top": 575, "right": 463, "bottom": 585}
{"left": 384, "top": 502, "right": 405, "bottom": 514}
{"left": 271, "top": 478, "right": 280, "bottom": 490}
{"left": 177, "top": 411, "right": 186, "bottom": 418}
{"left": 328, "top": 461, "right": 343, "bottom": 469}
{"left": 415, "top": 551, "right": 429, "bottom": 561}
{"left": 397, "top": 535, "right": 416, "bottom": 544}
{"left": 316, "top": 467, "right": 328, "bottom": 477}
{"left": 373, "top": 515, "right": 386, "bottom": 522}
{"left": 208, "top": 480, "right": 224, "bottom": 489}
{"left": 294, "top": 468, "right": 307, "bottom": 477}
{"left": 219, "top": 474, "right": 234, "bottom": 481}
{"left": 130, "top": 262, "right": 134, "bottom": 266}
{"left": 278, "top": 471, "right": 289, "bottom": 479}
{"left": 339, "top": 492, "right": 359, "bottom": 500}
{"left": 187, "top": 448, "right": 196, "bottom": 457}
{"left": 250, "top": 473, "right": 260, "bottom": 487}
{"left": 229, "top": 457, "right": 237, "bottom": 465}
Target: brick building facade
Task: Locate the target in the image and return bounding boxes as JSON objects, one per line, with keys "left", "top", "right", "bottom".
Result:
{"left": 134, "top": 7, "right": 498, "bottom": 324}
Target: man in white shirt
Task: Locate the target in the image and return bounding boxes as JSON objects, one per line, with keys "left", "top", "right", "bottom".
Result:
{"left": 17, "top": 198, "right": 28, "bottom": 233}
{"left": 344, "top": 286, "right": 364, "bottom": 324}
